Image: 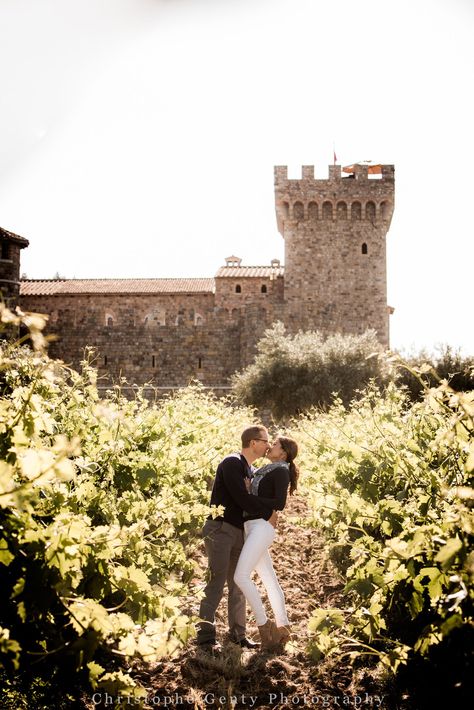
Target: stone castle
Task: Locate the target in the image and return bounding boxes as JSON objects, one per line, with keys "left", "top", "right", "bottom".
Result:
{"left": 1, "top": 163, "right": 395, "bottom": 393}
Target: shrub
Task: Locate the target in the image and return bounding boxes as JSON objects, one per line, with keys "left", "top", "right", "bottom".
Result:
{"left": 232, "top": 322, "right": 390, "bottom": 418}
{"left": 395, "top": 345, "right": 474, "bottom": 400}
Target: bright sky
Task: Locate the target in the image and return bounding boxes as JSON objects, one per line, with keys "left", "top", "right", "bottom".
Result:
{"left": 1, "top": 0, "right": 473, "bottom": 355}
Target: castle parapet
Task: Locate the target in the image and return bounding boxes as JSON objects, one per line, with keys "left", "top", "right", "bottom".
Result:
{"left": 274, "top": 163, "right": 395, "bottom": 185}
{"left": 274, "top": 163, "right": 395, "bottom": 235}
{"left": 274, "top": 165, "right": 288, "bottom": 181}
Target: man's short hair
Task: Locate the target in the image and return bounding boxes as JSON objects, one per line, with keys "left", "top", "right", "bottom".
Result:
{"left": 241, "top": 425, "right": 267, "bottom": 448}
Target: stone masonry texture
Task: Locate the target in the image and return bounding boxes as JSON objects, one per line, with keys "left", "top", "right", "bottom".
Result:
{"left": 7, "top": 164, "right": 394, "bottom": 393}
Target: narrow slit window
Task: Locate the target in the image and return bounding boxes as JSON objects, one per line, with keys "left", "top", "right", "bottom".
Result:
{"left": 152, "top": 355, "right": 156, "bottom": 368}
{"left": 235, "top": 284, "right": 241, "bottom": 293}
{"left": 362, "top": 243, "right": 368, "bottom": 254}
{"left": 104, "top": 355, "right": 108, "bottom": 366}
{"left": 261, "top": 284, "right": 267, "bottom": 293}
{"left": 198, "top": 357, "right": 202, "bottom": 369}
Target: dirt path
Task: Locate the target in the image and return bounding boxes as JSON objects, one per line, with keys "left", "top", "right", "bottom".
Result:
{"left": 135, "top": 496, "right": 394, "bottom": 710}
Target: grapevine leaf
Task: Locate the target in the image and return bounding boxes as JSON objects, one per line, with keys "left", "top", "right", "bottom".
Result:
{"left": 434, "top": 537, "right": 463, "bottom": 570}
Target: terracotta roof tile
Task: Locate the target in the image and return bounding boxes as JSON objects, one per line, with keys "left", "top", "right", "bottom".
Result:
{"left": 20, "top": 278, "right": 215, "bottom": 296}
{"left": 215, "top": 265, "right": 285, "bottom": 278}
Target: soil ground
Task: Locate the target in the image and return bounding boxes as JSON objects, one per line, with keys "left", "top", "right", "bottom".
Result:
{"left": 124, "top": 496, "right": 403, "bottom": 710}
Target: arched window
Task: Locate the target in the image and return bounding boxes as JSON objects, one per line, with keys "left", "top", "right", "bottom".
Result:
{"left": 366, "top": 201, "right": 376, "bottom": 221}
{"left": 105, "top": 313, "right": 114, "bottom": 327}
{"left": 293, "top": 201, "right": 304, "bottom": 220}
{"left": 322, "top": 201, "right": 333, "bottom": 220}
{"left": 380, "top": 201, "right": 389, "bottom": 220}
{"left": 282, "top": 201, "right": 290, "bottom": 219}
{"left": 362, "top": 243, "right": 368, "bottom": 255}
{"left": 351, "top": 201, "right": 362, "bottom": 220}
{"left": 194, "top": 313, "right": 204, "bottom": 326}
{"left": 336, "top": 201, "right": 347, "bottom": 220}
{"left": 235, "top": 284, "right": 242, "bottom": 293}
{"left": 308, "top": 201, "right": 318, "bottom": 220}
{"left": 261, "top": 284, "right": 267, "bottom": 294}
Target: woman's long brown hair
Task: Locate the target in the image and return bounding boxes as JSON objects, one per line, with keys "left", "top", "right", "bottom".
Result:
{"left": 278, "top": 436, "right": 299, "bottom": 495}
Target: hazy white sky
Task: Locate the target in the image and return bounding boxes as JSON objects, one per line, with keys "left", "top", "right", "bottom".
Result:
{"left": 1, "top": 0, "right": 473, "bottom": 354}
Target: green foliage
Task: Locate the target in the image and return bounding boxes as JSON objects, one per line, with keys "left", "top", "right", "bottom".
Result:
{"left": 0, "top": 305, "right": 254, "bottom": 703}
{"left": 395, "top": 344, "right": 474, "bottom": 400}
{"left": 295, "top": 379, "right": 473, "bottom": 695}
{"left": 232, "top": 322, "right": 390, "bottom": 418}
{"left": 0, "top": 667, "right": 85, "bottom": 710}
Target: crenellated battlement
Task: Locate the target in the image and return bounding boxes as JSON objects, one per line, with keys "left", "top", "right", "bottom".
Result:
{"left": 274, "top": 164, "right": 395, "bottom": 184}
{"left": 274, "top": 161, "right": 395, "bottom": 347}
{"left": 274, "top": 163, "right": 395, "bottom": 235}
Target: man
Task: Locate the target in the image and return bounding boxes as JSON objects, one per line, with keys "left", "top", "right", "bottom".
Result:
{"left": 196, "top": 425, "right": 278, "bottom": 650}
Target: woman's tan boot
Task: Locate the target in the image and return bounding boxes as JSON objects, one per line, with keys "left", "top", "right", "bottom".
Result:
{"left": 257, "top": 619, "right": 281, "bottom": 651}
{"left": 276, "top": 625, "right": 292, "bottom": 646}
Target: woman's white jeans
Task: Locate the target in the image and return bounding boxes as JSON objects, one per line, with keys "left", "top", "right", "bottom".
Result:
{"left": 233, "top": 518, "right": 289, "bottom": 627}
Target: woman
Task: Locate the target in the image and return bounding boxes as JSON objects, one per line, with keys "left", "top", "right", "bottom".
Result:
{"left": 233, "top": 435, "right": 299, "bottom": 651}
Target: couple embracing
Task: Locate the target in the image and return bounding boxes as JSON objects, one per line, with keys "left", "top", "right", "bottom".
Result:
{"left": 196, "top": 425, "right": 299, "bottom": 653}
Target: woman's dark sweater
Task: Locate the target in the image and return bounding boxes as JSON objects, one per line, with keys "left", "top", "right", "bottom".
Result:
{"left": 245, "top": 464, "right": 290, "bottom": 521}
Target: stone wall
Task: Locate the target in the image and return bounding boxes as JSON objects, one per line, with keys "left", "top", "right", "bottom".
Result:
{"left": 214, "top": 274, "right": 284, "bottom": 310}
{"left": 0, "top": 239, "right": 23, "bottom": 306}
{"left": 274, "top": 164, "right": 394, "bottom": 346}
{"left": 20, "top": 292, "right": 244, "bottom": 387}
{"left": 17, "top": 163, "right": 395, "bottom": 391}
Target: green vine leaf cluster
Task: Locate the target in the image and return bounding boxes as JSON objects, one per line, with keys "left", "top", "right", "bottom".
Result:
{"left": 295, "top": 377, "right": 473, "bottom": 679}
{"left": 0, "top": 305, "right": 254, "bottom": 702}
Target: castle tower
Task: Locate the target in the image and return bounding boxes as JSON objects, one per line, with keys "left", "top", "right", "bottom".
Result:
{"left": 274, "top": 163, "right": 395, "bottom": 347}
{"left": 0, "top": 227, "right": 29, "bottom": 308}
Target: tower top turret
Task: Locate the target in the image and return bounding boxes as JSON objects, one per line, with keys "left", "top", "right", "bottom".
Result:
{"left": 274, "top": 163, "right": 395, "bottom": 184}
{"left": 274, "top": 163, "right": 394, "bottom": 235}
{"left": 273, "top": 162, "right": 395, "bottom": 347}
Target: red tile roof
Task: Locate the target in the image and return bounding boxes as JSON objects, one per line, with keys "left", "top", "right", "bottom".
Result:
{"left": 215, "top": 265, "right": 285, "bottom": 278}
{"left": 20, "top": 278, "right": 215, "bottom": 296}
{"left": 20, "top": 265, "right": 286, "bottom": 296}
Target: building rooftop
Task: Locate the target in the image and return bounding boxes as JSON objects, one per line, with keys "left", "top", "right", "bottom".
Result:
{"left": 0, "top": 226, "right": 29, "bottom": 247}
{"left": 20, "top": 278, "right": 215, "bottom": 296}
{"left": 20, "top": 264, "right": 286, "bottom": 295}
{"left": 215, "top": 265, "right": 285, "bottom": 278}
